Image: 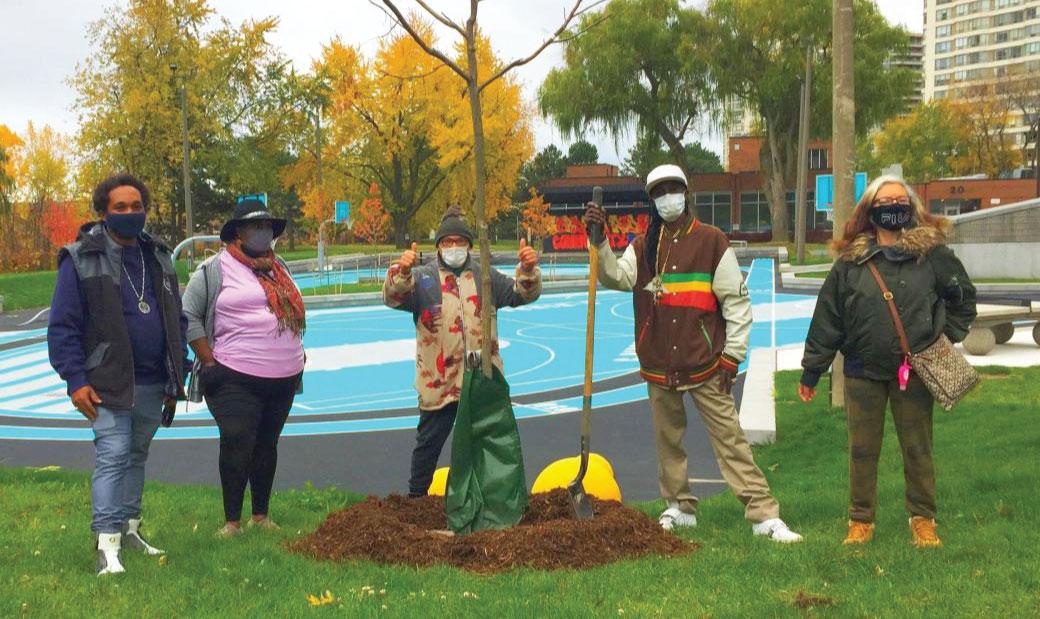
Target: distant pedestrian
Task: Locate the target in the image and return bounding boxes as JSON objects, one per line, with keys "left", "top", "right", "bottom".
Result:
{"left": 799, "top": 175, "right": 977, "bottom": 547}
{"left": 182, "top": 199, "right": 305, "bottom": 538}
{"left": 48, "top": 173, "right": 189, "bottom": 576}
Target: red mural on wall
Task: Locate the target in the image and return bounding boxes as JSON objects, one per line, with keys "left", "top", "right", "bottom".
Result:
{"left": 550, "top": 213, "right": 650, "bottom": 251}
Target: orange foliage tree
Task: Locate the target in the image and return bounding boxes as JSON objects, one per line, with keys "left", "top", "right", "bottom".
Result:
{"left": 521, "top": 188, "right": 556, "bottom": 244}
{"left": 352, "top": 183, "right": 392, "bottom": 244}
{"left": 41, "top": 201, "right": 88, "bottom": 249}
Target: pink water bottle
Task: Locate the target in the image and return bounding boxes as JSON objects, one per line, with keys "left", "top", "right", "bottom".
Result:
{"left": 898, "top": 356, "right": 912, "bottom": 391}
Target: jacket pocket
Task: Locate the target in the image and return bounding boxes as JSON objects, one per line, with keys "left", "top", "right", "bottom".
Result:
{"left": 84, "top": 342, "right": 110, "bottom": 372}
{"left": 698, "top": 317, "right": 714, "bottom": 351}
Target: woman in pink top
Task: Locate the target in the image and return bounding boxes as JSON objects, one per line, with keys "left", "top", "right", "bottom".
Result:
{"left": 182, "top": 199, "right": 305, "bottom": 538}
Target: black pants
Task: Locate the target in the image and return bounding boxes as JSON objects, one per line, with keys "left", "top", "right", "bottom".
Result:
{"left": 204, "top": 363, "right": 300, "bottom": 522}
{"left": 408, "top": 402, "right": 457, "bottom": 497}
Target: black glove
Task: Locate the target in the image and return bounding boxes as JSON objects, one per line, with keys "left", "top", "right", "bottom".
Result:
{"left": 717, "top": 366, "right": 738, "bottom": 395}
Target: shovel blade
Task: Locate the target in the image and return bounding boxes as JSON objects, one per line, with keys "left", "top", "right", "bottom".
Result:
{"left": 567, "top": 481, "right": 594, "bottom": 520}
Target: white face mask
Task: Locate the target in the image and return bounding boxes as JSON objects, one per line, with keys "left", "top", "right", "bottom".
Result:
{"left": 653, "top": 192, "right": 686, "bottom": 222}
{"left": 440, "top": 247, "right": 469, "bottom": 268}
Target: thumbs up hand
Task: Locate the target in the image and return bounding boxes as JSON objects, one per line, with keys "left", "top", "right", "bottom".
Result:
{"left": 518, "top": 238, "right": 538, "bottom": 272}
{"left": 399, "top": 242, "right": 419, "bottom": 274}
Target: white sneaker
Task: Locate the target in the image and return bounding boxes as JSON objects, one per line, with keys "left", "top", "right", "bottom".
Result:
{"left": 752, "top": 518, "right": 804, "bottom": 543}
{"left": 122, "top": 518, "right": 165, "bottom": 555}
{"left": 659, "top": 502, "right": 697, "bottom": 531}
{"left": 95, "top": 533, "right": 126, "bottom": 576}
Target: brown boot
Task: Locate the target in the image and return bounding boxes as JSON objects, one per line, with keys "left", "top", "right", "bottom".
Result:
{"left": 843, "top": 520, "right": 875, "bottom": 545}
{"left": 910, "top": 516, "right": 942, "bottom": 548}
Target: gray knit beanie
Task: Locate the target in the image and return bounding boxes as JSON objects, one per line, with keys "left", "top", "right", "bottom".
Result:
{"left": 435, "top": 205, "right": 474, "bottom": 245}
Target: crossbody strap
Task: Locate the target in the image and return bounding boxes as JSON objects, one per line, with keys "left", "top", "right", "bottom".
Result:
{"left": 865, "top": 260, "right": 911, "bottom": 356}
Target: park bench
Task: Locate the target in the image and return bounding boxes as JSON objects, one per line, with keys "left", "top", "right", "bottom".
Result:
{"left": 961, "top": 302, "right": 1040, "bottom": 355}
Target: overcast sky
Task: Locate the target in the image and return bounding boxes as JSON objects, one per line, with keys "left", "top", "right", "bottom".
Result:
{"left": 0, "top": 0, "right": 924, "bottom": 165}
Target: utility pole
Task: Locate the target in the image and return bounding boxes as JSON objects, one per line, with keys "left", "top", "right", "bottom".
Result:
{"left": 831, "top": 0, "right": 855, "bottom": 409}
{"left": 173, "top": 64, "right": 194, "bottom": 269}
{"left": 794, "top": 46, "right": 813, "bottom": 265}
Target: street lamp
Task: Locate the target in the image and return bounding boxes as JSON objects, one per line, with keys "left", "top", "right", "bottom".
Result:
{"left": 171, "top": 63, "right": 194, "bottom": 269}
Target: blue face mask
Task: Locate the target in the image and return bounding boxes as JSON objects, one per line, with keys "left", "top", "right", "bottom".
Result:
{"left": 105, "top": 212, "right": 147, "bottom": 239}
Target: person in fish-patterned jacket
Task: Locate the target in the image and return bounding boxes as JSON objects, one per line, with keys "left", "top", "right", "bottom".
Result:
{"left": 383, "top": 206, "right": 541, "bottom": 497}
{"left": 584, "top": 164, "right": 802, "bottom": 543}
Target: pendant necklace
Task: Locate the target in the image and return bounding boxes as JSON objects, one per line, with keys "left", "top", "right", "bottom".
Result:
{"left": 122, "top": 245, "right": 151, "bottom": 314}
{"left": 644, "top": 217, "right": 686, "bottom": 303}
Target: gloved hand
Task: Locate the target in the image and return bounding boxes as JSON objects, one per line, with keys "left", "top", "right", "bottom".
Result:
{"left": 717, "top": 365, "right": 738, "bottom": 395}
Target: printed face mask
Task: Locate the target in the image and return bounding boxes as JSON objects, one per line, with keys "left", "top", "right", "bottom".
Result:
{"left": 440, "top": 247, "right": 468, "bottom": 268}
{"left": 241, "top": 227, "right": 274, "bottom": 256}
{"left": 870, "top": 204, "right": 913, "bottom": 231}
{"left": 653, "top": 192, "right": 686, "bottom": 222}
{"left": 105, "top": 212, "right": 147, "bottom": 239}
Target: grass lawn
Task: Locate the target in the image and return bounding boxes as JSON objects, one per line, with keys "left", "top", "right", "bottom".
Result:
{"left": 795, "top": 270, "right": 833, "bottom": 279}
{"left": 3, "top": 369, "right": 1038, "bottom": 617}
{"left": 0, "top": 270, "right": 58, "bottom": 312}
{"left": 301, "top": 282, "right": 384, "bottom": 296}
{"left": 749, "top": 242, "right": 833, "bottom": 266}
{"left": 277, "top": 241, "right": 523, "bottom": 263}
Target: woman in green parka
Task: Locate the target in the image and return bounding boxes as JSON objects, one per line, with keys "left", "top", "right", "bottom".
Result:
{"left": 798, "top": 175, "right": 977, "bottom": 548}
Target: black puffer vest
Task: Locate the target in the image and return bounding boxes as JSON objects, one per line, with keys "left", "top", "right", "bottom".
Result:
{"left": 59, "top": 223, "right": 186, "bottom": 408}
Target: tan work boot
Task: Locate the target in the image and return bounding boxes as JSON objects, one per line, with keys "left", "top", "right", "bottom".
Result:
{"left": 910, "top": 516, "right": 942, "bottom": 548}
{"left": 842, "top": 520, "right": 875, "bottom": 545}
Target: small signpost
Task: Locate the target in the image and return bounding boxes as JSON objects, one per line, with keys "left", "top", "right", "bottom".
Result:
{"left": 815, "top": 173, "right": 868, "bottom": 212}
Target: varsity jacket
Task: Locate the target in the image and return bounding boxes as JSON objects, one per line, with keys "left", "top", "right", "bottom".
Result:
{"left": 594, "top": 217, "right": 752, "bottom": 387}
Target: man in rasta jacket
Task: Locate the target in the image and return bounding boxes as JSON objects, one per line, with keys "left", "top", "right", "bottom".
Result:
{"left": 584, "top": 164, "right": 802, "bottom": 542}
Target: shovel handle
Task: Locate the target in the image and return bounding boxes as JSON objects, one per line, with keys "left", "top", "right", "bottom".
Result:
{"left": 584, "top": 187, "right": 601, "bottom": 400}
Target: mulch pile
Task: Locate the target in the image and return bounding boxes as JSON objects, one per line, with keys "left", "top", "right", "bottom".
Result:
{"left": 287, "top": 489, "right": 697, "bottom": 573}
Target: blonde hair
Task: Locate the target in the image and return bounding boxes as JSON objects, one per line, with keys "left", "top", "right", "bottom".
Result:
{"left": 833, "top": 175, "right": 946, "bottom": 252}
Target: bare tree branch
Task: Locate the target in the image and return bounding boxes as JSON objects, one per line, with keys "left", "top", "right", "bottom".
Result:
{"left": 413, "top": 0, "right": 466, "bottom": 37}
{"left": 478, "top": 0, "right": 588, "bottom": 92}
{"left": 378, "top": 0, "right": 468, "bottom": 81}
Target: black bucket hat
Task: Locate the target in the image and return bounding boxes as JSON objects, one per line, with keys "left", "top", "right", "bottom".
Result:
{"left": 220, "top": 198, "right": 287, "bottom": 243}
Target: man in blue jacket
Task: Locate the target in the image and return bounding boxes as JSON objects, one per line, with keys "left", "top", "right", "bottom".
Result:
{"left": 48, "top": 173, "right": 189, "bottom": 576}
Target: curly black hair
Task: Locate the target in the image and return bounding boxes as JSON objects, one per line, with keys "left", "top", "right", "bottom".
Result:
{"left": 92, "top": 173, "right": 151, "bottom": 214}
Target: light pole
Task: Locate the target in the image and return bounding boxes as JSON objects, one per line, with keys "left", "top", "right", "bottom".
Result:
{"left": 171, "top": 63, "right": 194, "bottom": 269}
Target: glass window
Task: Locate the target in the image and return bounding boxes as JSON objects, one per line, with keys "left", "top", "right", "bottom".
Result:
{"left": 739, "top": 192, "right": 771, "bottom": 232}
{"left": 694, "top": 192, "right": 732, "bottom": 232}
{"left": 808, "top": 148, "right": 829, "bottom": 170}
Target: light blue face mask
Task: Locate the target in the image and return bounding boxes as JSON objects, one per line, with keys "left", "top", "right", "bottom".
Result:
{"left": 653, "top": 192, "right": 686, "bottom": 222}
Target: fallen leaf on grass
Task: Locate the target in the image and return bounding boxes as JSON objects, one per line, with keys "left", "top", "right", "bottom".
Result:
{"left": 307, "top": 590, "right": 336, "bottom": 607}
{"left": 158, "top": 555, "right": 168, "bottom": 566}
{"left": 31, "top": 465, "right": 62, "bottom": 472}
{"left": 793, "top": 591, "right": 835, "bottom": 610}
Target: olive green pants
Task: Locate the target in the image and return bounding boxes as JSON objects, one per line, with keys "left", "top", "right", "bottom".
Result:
{"left": 647, "top": 379, "right": 780, "bottom": 523}
{"left": 845, "top": 375, "right": 936, "bottom": 523}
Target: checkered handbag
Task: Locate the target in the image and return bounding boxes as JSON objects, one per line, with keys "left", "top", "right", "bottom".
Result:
{"left": 866, "top": 261, "right": 979, "bottom": 411}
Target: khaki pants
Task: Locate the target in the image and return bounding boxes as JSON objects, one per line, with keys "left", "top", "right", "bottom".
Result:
{"left": 845, "top": 375, "right": 936, "bottom": 523}
{"left": 647, "top": 379, "right": 780, "bottom": 523}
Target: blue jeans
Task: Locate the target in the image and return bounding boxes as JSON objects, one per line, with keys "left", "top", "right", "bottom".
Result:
{"left": 90, "top": 383, "right": 165, "bottom": 534}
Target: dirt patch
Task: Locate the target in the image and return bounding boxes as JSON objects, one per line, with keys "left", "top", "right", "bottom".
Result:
{"left": 793, "top": 591, "right": 836, "bottom": 610}
{"left": 288, "top": 489, "right": 697, "bottom": 573}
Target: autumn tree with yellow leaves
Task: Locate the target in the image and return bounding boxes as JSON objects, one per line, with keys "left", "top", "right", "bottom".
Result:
{"left": 283, "top": 29, "right": 532, "bottom": 248}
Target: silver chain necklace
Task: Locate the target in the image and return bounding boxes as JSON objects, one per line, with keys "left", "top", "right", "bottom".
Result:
{"left": 121, "top": 245, "right": 151, "bottom": 314}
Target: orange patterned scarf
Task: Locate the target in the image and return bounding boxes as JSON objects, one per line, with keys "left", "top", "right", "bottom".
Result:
{"left": 226, "top": 243, "right": 306, "bottom": 336}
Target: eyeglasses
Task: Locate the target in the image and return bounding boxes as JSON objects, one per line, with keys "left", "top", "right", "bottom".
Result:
{"left": 872, "top": 197, "right": 912, "bottom": 208}
{"left": 438, "top": 237, "right": 470, "bottom": 248}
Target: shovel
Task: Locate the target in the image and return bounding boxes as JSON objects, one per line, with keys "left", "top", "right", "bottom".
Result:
{"left": 568, "top": 185, "right": 603, "bottom": 520}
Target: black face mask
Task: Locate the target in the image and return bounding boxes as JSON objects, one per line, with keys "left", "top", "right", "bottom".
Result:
{"left": 105, "top": 212, "right": 147, "bottom": 239}
{"left": 870, "top": 204, "right": 913, "bottom": 231}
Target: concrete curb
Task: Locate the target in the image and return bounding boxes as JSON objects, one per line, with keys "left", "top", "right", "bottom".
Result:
{"left": 738, "top": 348, "right": 776, "bottom": 445}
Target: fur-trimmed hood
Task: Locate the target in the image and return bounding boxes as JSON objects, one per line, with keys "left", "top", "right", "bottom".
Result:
{"left": 838, "top": 224, "right": 948, "bottom": 263}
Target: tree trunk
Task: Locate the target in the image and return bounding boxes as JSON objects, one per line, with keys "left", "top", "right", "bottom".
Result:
{"left": 763, "top": 123, "right": 790, "bottom": 243}
{"left": 392, "top": 221, "right": 409, "bottom": 249}
{"left": 466, "top": 33, "right": 495, "bottom": 378}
